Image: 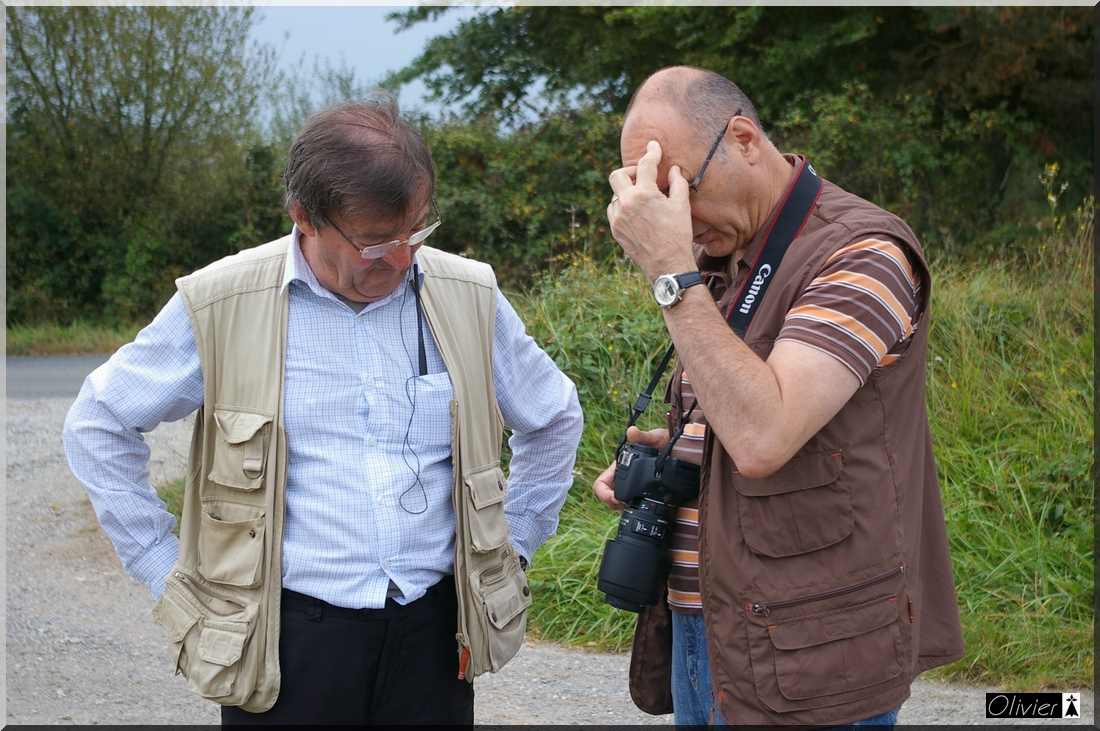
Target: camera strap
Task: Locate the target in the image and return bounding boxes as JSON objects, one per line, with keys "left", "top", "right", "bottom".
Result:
{"left": 618, "top": 344, "right": 677, "bottom": 455}
{"left": 724, "top": 155, "right": 822, "bottom": 338}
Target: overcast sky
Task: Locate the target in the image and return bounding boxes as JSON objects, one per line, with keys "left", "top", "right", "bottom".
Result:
{"left": 248, "top": 5, "right": 488, "bottom": 116}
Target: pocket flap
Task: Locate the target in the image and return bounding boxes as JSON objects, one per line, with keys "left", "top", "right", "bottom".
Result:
{"left": 213, "top": 408, "right": 272, "bottom": 445}
{"left": 483, "top": 572, "right": 532, "bottom": 631}
{"left": 198, "top": 623, "right": 248, "bottom": 667}
{"left": 152, "top": 589, "right": 199, "bottom": 643}
{"left": 732, "top": 450, "right": 842, "bottom": 497}
{"left": 465, "top": 464, "right": 507, "bottom": 511}
{"left": 767, "top": 595, "right": 898, "bottom": 651}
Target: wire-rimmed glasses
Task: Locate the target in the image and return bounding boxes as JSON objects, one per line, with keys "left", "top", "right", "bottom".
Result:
{"left": 330, "top": 199, "right": 442, "bottom": 260}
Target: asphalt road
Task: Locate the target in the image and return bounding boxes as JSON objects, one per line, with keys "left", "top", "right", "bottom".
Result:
{"left": 6, "top": 354, "right": 111, "bottom": 400}
{"left": 5, "top": 355, "right": 1093, "bottom": 725}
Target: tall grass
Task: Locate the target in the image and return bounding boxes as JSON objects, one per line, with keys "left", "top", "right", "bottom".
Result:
{"left": 6, "top": 320, "right": 142, "bottom": 356}
{"left": 512, "top": 223, "right": 1093, "bottom": 688}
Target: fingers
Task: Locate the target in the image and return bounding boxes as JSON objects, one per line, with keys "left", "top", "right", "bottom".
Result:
{"left": 608, "top": 165, "right": 638, "bottom": 199}
{"left": 592, "top": 462, "right": 624, "bottom": 510}
{"left": 634, "top": 140, "right": 662, "bottom": 191}
{"left": 667, "top": 164, "right": 690, "bottom": 205}
{"left": 627, "top": 425, "right": 671, "bottom": 450}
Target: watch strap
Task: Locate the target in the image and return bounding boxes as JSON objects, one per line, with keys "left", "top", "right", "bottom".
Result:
{"left": 674, "top": 271, "right": 704, "bottom": 290}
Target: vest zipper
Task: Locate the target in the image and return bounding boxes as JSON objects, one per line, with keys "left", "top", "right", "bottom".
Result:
{"left": 749, "top": 565, "right": 904, "bottom": 617}
{"left": 174, "top": 571, "right": 248, "bottom": 617}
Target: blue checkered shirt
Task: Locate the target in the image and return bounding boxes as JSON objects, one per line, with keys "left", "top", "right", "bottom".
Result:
{"left": 64, "top": 229, "right": 582, "bottom": 608}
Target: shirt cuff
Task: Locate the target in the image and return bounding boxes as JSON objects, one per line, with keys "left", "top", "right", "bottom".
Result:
{"left": 127, "top": 534, "right": 181, "bottom": 600}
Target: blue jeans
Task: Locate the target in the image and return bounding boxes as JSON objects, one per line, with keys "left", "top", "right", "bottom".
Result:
{"left": 671, "top": 611, "right": 902, "bottom": 728}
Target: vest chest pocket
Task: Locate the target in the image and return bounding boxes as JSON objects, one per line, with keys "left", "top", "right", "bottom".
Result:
{"left": 463, "top": 465, "right": 510, "bottom": 551}
{"left": 199, "top": 498, "right": 265, "bottom": 588}
{"left": 209, "top": 406, "right": 273, "bottom": 491}
{"left": 732, "top": 450, "right": 852, "bottom": 558}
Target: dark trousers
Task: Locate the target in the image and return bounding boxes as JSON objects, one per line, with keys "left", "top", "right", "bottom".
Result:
{"left": 222, "top": 576, "right": 474, "bottom": 725}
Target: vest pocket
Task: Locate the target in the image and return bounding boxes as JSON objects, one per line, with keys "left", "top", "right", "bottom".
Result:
{"left": 732, "top": 450, "right": 852, "bottom": 557}
{"left": 208, "top": 406, "right": 273, "bottom": 491}
{"left": 198, "top": 499, "right": 265, "bottom": 588}
{"left": 463, "top": 464, "right": 510, "bottom": 551}
{"left": 152, "top": 570, "right": 259, "bottom": 702}
{"left": 744, "top": 570, "right": 908, "bottom": 712}
{"left": 471, "top": 544, "right": 531, "bottom": 673}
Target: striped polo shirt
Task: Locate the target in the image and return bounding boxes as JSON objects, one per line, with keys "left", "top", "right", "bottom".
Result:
{"left": 666, "top": 236, "right": 921, "bottom": 613}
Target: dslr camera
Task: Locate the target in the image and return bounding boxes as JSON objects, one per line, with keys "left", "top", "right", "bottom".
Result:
{"left": 596, "top": 443, "right": 700, "bottom": 612}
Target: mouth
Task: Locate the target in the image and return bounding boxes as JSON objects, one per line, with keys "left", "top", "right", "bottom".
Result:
{"left": 692, "top": 230, "right": 711, "bottom": 247}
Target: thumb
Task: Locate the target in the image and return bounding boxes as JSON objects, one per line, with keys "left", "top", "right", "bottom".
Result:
{"left": 626, "top": 426, "right": 667, "bottom": 449}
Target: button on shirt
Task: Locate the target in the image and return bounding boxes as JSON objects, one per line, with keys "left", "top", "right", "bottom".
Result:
{"left": 64, "top": 228, "right": 582, "bottom": 609}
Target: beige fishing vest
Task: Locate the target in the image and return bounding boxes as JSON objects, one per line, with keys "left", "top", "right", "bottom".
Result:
{"left": 151, "top": 237, "right": 529, "bottom": 712}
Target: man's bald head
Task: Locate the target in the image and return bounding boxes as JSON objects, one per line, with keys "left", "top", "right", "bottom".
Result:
{"left": 625, "top": 66, "right": 764, "bottom": 141}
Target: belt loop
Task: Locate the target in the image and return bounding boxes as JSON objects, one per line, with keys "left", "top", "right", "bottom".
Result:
{"left": 307, "top": 597, "right": 324, "bottom": 622}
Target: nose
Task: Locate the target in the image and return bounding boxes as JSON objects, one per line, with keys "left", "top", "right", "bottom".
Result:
{"left": 380, "top": 243, "right": 414, "bottom": 269}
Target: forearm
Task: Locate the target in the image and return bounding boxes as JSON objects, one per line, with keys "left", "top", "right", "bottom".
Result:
{"left": 503, "top": 390, "right": 582, "bottom": 560}
{"left": 660, "top": 286, "right": 790, "bottom": 477}
{"left": 64, "top": 382, "right": 182, "bottom": 597}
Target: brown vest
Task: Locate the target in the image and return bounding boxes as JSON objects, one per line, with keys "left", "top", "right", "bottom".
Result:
{"left": 629, "top": 180, "right": 965, "bottom": 725}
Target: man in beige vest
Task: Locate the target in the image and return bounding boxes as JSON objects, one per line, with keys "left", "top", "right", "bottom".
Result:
{"left": 593, "top": 67, "right": 963, "bottom": 727}
{"left": 65, "top": 94, "right": 583, "bottom": 724}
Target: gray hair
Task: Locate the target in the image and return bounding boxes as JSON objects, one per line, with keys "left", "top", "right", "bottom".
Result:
{"left": 283, "top": 92, "right": 435, "bottom": 229}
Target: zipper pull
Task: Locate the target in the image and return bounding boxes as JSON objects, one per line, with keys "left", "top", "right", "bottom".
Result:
{"left": 457, "top": 645, "right": 471, "bottom": 680}
{"left": 751, "top": 603, "right": 770, "bottom": 617}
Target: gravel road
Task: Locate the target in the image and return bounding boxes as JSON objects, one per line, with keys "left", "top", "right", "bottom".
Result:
{"left": 5, "top": 390, "right": 1093, "bottom": 725}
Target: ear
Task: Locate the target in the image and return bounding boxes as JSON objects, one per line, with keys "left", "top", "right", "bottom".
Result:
{"left": 727, "top": 115, "right": 764, "bottom": 165}
{"left": 289, "top": 201, "right": 319, "bottom": 238}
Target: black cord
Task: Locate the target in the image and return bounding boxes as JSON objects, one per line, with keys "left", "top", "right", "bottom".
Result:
{"left": 397, "top": 267, "right": 428, "bottom": 514}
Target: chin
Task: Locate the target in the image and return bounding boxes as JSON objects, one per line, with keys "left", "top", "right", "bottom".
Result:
{"left": 701, "top": 238, "right": 739, "bottom": 259}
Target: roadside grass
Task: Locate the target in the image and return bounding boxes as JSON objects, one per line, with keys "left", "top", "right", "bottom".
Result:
{"left": 37, "top": 237, "right": 1093, "bottom": 689}
{"left": 920, "top": 254, "right": 1093, "bottom": 690}
{"left": 6, "top": 320, "right": 142, "bottom": 356}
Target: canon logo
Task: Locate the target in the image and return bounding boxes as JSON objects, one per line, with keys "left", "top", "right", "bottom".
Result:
{"left": 738, "top": 264, "right": 772, "bottom": 314}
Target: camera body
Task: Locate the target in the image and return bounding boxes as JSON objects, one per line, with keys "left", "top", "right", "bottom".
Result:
{"left": 596, "top": 444, "right": 700, "bottom": 612}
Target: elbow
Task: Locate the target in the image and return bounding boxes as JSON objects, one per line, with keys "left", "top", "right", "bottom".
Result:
{"left": 726, "top": 434, "right": 795, "bottom": 480}
{"left": 732, "top": 456, "right": 783, "bottom": 481}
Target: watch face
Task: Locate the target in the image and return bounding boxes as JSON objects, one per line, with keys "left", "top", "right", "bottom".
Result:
{"left": 653, "top": 275, "right": 679, "bottom": 307}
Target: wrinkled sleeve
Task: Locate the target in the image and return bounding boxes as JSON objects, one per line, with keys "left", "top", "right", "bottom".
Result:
{"left": 492, "top": 293, "right": 583, "bottom": 565}
{"left": 63, "top": 293, "right": 204, "bottom": 599}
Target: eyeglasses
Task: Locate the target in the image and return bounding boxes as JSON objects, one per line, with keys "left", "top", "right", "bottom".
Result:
{"left": 688, "top": 108, "right": 742, "bottom": 193}
{"left": 329, "top": 200, "right": 442, "bottom": 260}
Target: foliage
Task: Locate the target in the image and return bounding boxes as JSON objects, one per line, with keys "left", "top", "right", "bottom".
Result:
{"left": 421, "top": 107, "right": 622, "bottom": 285}
{"left": 771, "top": 84, "right": 1050, "bottom": 258}
{"left": 6, "top": 6, "right": 287, "bottom": 325}
{"left": 390, "top": 6, "right": 1092, "bottom": 271}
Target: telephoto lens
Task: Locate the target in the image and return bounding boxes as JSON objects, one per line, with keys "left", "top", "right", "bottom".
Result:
{"left": 597, "top": 444, "right": 699, "bottom": 612}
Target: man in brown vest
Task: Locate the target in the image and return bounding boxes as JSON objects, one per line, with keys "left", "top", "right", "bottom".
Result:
{"left": 593, "top": 66, "right": 964, "bottom": 727}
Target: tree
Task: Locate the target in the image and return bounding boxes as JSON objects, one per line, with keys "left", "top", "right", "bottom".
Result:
{"left": 390, "top": 7, "right": 1092, "bottom": 260}
{"left": 7, "top": 6, "right": 282, "bottom": 324}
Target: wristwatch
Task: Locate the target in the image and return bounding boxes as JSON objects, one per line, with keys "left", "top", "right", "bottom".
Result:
{"left": 652, "top": 271, "right": 704, "bottom": 308}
